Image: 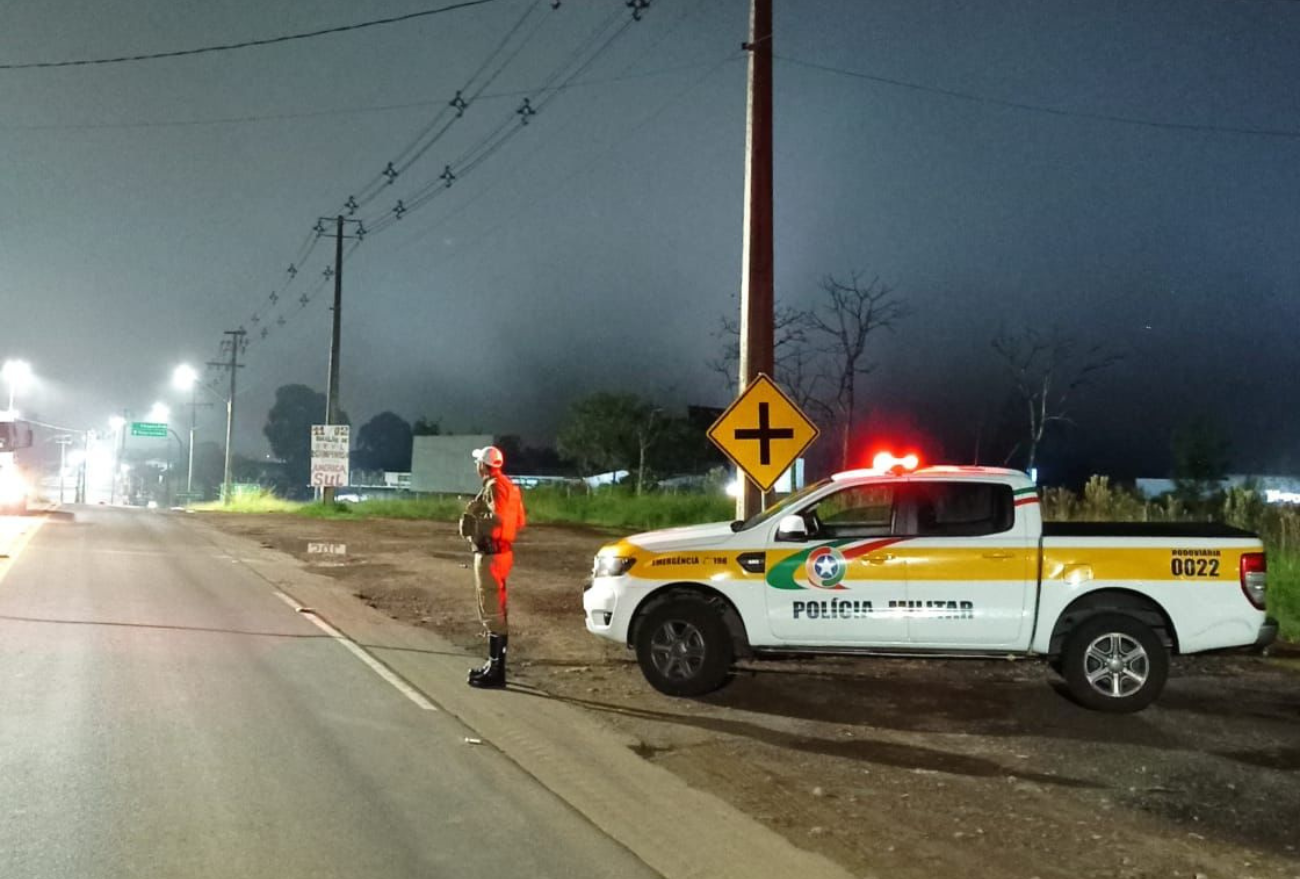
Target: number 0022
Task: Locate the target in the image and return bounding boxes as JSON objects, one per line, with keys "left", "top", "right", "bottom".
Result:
{"left": 1171, "top": 557, "right": 1219, "bottom": 577}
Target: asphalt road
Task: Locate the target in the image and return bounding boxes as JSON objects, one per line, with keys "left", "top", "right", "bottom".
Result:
{"left": 0, "top": 507, "right": 659, "bottom": 879}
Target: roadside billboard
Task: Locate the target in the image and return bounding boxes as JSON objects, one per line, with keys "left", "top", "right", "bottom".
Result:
{"left": 310, "top": 424, "right": 350, "bottom": 488}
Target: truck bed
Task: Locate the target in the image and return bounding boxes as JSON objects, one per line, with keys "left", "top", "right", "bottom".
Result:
{"left": 1042, "top": 521, "right": 1256, "bottom": 539}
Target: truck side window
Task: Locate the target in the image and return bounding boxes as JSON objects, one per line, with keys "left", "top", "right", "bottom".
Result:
{"left": 807, "top": 485, "right": 895, "bottom": 538}
{"left": 909, "top": 482, "right": 1013, "bottom": 537}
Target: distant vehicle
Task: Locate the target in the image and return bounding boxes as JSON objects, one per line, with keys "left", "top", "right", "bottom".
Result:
{"left": 584, "top": 455, "right": 1277, "bottom": 713}
{"left": 0, "top": 416, "right": 34, "bottom": 515}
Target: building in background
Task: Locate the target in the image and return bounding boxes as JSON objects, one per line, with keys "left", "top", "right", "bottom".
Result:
{"left": 411, "top": 435, "right": 495, "bottom": 495}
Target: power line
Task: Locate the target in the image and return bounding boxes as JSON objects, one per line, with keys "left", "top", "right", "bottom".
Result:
{"left": 350, "top": 0, "right": 550, "bottom": 211}
{"left": 776, "top": 54, "right": 1300, "bottom": 141}
{"left": 216, "top": 0, "right": 653, "bottom": 360}
{"left": 388, "top": 1, "right": 735, "bottom": 249}
{"left": 0, "top": 0, "right": 510, "bottom": 70}
{"left": 364, "top": 4, "right": 639, "bottom": 236}
{"left": 215, "top": 3, "right": 547, "bottom": 341}
{"left": 395, "top": 49, "right": 741, "bottom": 263}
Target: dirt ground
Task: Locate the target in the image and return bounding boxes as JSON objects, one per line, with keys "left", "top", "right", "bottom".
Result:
{"left": 202, "top": 512, "right": 1300, "bottom": 879}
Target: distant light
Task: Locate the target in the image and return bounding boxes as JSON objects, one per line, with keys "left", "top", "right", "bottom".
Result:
{"left": 1029, "top": 467, "right": 1039, "bottom": 483}
{"left": 725, "top": 479, "right": 742, "bottom": 498}
{"left": 2, "top": 359, "right": 33, "bottom": 411}
{"left": 2, "top": 359, "right": 33, "bottom": 388}
{"left": 1265, "top": 489, "right": 1300, "bottom": 505}
{"left": 147, "top": 402, "right": 170, "bottom": 423}
{"left": 172, "top": 364, "right": 198, "bottom": 391}
{"left": 109, "top": 415, "right": 126, "bottom": 431}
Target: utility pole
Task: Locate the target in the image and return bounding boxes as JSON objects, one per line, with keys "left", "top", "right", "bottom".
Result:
{"left": 54, "top": 434, "right": 72, "bottom": 503}
{"left": 736, "top": 0, "right": 775, "bottom": 520}
{"left": 319, "top": 215, "right": 363, "bottom": 504}
{"left": 77, "top": 430, "right": 90, "bottom": 503}
{"left": 187, "top": 384, "right": 196, "bottom": 498}
{"left": 208, "top": 329, "right": 246, "bottom": 505}
{"left": 111, "top": 408, "right": 130, "bottom": 505}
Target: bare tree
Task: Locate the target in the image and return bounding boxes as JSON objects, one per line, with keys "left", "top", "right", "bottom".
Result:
{"left": 807, "top": 273, "right": 907, "bottom": 470}
{"left": 708, "top": 304, "right": 830, "bottom": 418}
{"left": 991, "top": 327, "right": 1119, "bottom": 473}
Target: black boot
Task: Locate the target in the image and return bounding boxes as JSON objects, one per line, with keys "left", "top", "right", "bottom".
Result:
{"left": 467, "top": 635, "right": 497, "bottom": 685}
{"left": 469, "top": 635, "right": 507, "bottom": 689}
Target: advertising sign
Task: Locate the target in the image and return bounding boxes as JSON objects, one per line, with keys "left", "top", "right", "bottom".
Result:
{"left": 310, "top": 424, "right": 350, "bottom": 488}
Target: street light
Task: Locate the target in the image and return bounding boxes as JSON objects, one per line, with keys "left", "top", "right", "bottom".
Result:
{"left": 2, "top": 359, "right": 33, "bottom": 413}
{"left": 148, "top": 402, "right": 171, "bottom": 423}
{"left": 172, "top": 364, "right": 198, "bottom": 392}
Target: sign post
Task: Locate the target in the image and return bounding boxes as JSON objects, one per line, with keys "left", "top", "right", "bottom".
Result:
{"left": 708, "top": 374, "right": 819, "bottom": 496}
{"left": 310, "top": 424, "right": 350, "bottom": 493}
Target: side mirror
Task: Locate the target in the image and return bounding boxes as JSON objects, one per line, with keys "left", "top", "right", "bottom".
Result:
{"left": 776, "top": 514, "right": 809, "bottom": 541}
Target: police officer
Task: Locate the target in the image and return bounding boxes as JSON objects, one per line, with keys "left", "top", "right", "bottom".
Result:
{"left": 458, "top": 445, "right": 526, "bottom": 689}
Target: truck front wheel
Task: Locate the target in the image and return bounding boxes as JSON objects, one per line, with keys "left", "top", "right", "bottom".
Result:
{"left": 634, "top": 598, "right": 733, "bottom": 697}
{"left": 1061, "top": 613, "right": 1169, "bottom": 713}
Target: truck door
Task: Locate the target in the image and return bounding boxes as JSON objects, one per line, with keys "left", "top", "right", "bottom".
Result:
{"left": 764, "top": 482, "right": 910, "bottom": 646}
{"left": 901, "top": 480, "right": 1036, "bottom": 647}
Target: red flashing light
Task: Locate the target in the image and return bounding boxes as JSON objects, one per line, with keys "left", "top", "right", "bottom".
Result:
{"left": 872, "top": 451, "right": 920, "bottom": 473}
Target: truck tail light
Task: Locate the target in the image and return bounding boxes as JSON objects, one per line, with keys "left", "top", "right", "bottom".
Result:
{"left": 1239, "top": 552, "right": 1267, "bottom": 610}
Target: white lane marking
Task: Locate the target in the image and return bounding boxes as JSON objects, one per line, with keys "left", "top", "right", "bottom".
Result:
{"left": 272, "top": 590, "right": 438, "bottom": 711}
{"left": 0, "top": 517, "right": 46, "bottom": 585}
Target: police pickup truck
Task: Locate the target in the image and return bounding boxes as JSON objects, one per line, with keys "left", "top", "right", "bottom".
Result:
{"left": 584, "top": 461, "right": 1277, "bottom": 712}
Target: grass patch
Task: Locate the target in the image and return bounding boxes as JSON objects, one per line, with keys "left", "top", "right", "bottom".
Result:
{"left": 191, "top": 491, "right": 304, "bottom": 514}
{"left": 522, "top": 488, "right": 734, "bottom": 532}
{"left": 191, "top": 486, "right": 734, "bottom": 533}
{"left": 1269, "top": 547, "right": 1300, "bottom": 642}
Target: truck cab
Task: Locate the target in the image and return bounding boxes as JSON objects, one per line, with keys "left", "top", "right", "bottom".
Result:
{"left": 0, "top": 417, "right": 34, "bottom": 515}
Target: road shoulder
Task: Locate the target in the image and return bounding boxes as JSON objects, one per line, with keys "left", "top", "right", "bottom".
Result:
{"left": 189, "top": 515, "right": 859, "bottom": 879}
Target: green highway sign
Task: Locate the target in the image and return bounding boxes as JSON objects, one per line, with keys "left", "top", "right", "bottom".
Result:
{"left": 130, "top": 422, "right": 168, "bottom": 438}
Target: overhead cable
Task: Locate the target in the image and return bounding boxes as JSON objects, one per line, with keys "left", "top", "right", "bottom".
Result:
{"left": 777, "top": 54, "right": 1300, "bottom": 140}
{"left": 0, "top": 0, "right": 510, "bottom": 70}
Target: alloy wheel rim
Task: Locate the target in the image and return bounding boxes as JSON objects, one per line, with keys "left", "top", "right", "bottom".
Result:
{"left": 1083, "top": 632, "right": 1149, "bottom": 699}
{"left": 649, "top": 620, "right": 707, "bottom": 681}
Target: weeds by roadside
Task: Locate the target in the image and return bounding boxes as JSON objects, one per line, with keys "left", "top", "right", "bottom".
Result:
{"left": 191, "top": 486, "right": 735, "bottom": 533}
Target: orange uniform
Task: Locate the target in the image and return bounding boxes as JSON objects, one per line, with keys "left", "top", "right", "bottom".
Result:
{"left": 465, "top": 472, "right": 526, "bottom": 636}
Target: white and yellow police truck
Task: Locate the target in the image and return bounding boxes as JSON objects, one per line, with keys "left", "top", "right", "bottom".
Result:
{"left": 584, "top": 460, "right": 1277, "bottom": 712}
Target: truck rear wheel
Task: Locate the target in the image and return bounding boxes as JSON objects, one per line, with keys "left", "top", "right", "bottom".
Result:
{"left": 1061, "top": 613, "right": 1168, "bottom": 713}
{"left": 634, "top": 597, "right": 733, "bottom": 697}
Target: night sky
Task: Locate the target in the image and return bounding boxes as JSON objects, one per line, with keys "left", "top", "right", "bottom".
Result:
{"left": 2, "top": 0, "right": 1298, "bottom": 482}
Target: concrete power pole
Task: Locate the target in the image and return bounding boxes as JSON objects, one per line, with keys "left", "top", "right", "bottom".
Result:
{"left": 209, "top": 329, "right": 245, "bottom": 505}
{"left": 736, "top": 0, "right": 775, "bottom": 520}
{"left": 324, "top": 216, "right": 344, "bottom": 505}
{"left": 320, "top": 216, "right": 363, "bottom": 505}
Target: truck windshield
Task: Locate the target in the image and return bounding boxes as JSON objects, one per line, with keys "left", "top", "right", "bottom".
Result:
{"left": 734, "top": 478, "right": 832, "bottom": 531}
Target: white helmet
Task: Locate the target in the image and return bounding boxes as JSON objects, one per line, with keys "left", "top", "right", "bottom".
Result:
{"left": 472, "top": 445, "right": 504, "bottom": 469}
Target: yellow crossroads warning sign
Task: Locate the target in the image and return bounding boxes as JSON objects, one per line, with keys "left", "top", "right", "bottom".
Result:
{"left": 708, "top": 373, "right": 819, "bottom": 492}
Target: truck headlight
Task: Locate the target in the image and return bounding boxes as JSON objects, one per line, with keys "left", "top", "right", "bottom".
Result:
{"left": 592, "top": 555, "right": 636, "bottom": 578}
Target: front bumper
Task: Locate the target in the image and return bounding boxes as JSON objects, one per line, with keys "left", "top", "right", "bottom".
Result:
{"left": 583, "top": 576, "right": 632, "bottom": 643}
{"left": 1255, "top": 617, "right": 1279, "bottom": 650}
